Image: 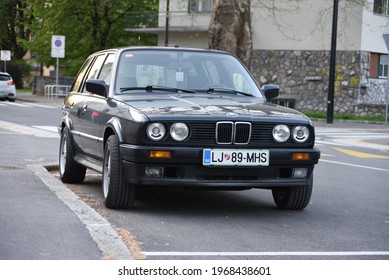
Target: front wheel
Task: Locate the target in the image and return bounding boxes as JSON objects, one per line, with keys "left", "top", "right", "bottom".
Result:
{"left": 102, "top": 135, "right": 135, "bottom": 209}
{"left": 272, "top": 176, "right": 313, "bottom": 210}
{"left": 59, "top": 127, "right": 86, "bottom": 183}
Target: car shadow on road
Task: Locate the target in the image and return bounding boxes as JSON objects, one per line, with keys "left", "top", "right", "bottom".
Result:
{"left": 67, "top": 171, "right": 312, "bottom": 219}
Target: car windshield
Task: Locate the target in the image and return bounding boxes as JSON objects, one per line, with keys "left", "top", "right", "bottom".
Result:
{"left": 115, "top": 49, "right": 264, "bottom": 99}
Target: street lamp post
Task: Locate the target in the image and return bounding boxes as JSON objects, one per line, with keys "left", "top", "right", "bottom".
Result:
{"left": 164, "top": 0, "right": 170, "bottom": 46}
{"left": 383, "top": 34, "right": 389, "bottom": 128}
{"left": 327, "top": 0, "right": 339, "bottom": 124}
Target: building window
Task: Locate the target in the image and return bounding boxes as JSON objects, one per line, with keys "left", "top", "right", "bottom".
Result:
{"left": 374, "top": 0, "right": 389, "bottom": 15}
{"left": 189, "top": 0, "right": 214, "bottom": 13}
{"left": 378, "top": 54, "right": 389, "bottom": 78}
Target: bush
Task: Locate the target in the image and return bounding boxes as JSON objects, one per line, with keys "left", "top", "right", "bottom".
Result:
{"left": 0, "top": 60, "right": 32, "bottom": 89}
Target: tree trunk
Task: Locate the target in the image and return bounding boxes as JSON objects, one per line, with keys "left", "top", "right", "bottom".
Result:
{"left": 208, "top": 0, "right": 252, "bottom": 69}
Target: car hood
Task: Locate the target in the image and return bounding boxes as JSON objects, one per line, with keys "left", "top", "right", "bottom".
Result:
{"left": 116, "top": 93, "right": 309, "bottom": 121}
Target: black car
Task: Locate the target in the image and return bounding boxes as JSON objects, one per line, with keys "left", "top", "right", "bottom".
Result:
{"left": 59, "top": 46, "right": 320, "bottom": 210}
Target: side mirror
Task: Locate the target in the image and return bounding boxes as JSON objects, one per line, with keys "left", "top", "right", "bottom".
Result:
{"left": 261, "top": 84, "right": 279, "bottom": 101}
{"left": 85, "top": 79, "right": 108, "bottom": 97}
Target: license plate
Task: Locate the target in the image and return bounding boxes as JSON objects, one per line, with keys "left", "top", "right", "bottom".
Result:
{"left": 202, "top": 149, "right": 269, "bottom": 166}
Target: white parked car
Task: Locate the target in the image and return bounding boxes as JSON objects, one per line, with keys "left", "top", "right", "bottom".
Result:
{"left": 0, "top": 72, "right": 16, "bottom": 102}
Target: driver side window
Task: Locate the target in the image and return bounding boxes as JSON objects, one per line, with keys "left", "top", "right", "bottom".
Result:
{"left": 98, "top": 53, "right": 115, "bottom": 84}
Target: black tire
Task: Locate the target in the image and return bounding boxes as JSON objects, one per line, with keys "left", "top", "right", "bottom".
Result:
{"left": 102, "top": 135, "right": 135, "bottom": 209}
{"left": 59, "top": 127, "right": 86, "bottom": 183}
{"left": 272, "top": 176, "right": 313, "bottom": 210}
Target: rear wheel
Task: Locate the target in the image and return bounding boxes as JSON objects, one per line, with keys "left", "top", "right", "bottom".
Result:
{"left": 272, "top": 176, "right": 313, "bottom": 210}
{"left": 59, "top": 127, "right": 86, "bottom": 183}
{"left": 102, "top": 135, "right": 135, "bottom": 209}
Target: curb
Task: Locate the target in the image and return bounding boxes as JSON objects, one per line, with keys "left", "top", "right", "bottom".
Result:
{"left": 27, "top": 163, "right": 133, "bottom": 260}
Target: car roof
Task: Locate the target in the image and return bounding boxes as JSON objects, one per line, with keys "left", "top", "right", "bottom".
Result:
{"left": 88, "top": 46, "right": 232, "bottom": 57}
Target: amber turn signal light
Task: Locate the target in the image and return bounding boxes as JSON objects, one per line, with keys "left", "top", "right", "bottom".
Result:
{"left": 292, "top": 153, "right": 311, "bottom": 160}
{"left": 149, "top": 151, "right": 171, "bottom": 158}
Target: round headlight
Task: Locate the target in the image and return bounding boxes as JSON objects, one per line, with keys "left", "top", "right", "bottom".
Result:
{"left": 147, "top": 123, "right": 166, "bottom": 141}
{"left": 292, "top": 126, "right": 310, "bottom": 143}
{"left": 273, "top": 124, "right": 290, "bottom": 143}
{"left": 170, "top": 123, "right": 189, "bottom": 141}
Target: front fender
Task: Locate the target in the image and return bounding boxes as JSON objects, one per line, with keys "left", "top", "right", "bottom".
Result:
{"left": 104, "top": 117, "right": 124, "bottom": 144}
{"left": 59, "top": 114, "right": 74, "bottom": 135}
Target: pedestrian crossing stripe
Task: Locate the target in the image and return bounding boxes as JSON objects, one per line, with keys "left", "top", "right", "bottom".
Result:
{"left": 320, "top": 153, "right": 334, "bottom": 157}
{"left": 0, "top": 101, "right": 57, "bottom": 109}
{"left": 334, "top": 148, "right": 389, "bottom": 159}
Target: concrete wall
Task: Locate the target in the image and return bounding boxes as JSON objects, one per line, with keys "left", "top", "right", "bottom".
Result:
{"left": 250, "top": 49, "right": 386, "bottom": 117}
{"left": 157, "top": 31, "right": 208, "bottom": 48}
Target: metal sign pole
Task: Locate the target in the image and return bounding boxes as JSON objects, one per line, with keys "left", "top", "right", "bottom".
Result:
{"left": 383, "top": 34, "right": 389, "bottom": 129}
{"left": 56, "top": 57, "right": 59, "bottom": 99}
{"left": 51, "top": 35, "right": 65, "bottom": 99}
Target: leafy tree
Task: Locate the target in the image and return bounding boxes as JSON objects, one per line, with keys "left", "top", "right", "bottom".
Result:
{"left": 0, "top": 0, "right": 31, "bottom": 59}
{"left": 0, "top": 0, "right": 32, "bottom": 87}
{"left": 22, "top": 0, "right": 158, "bottom": 75}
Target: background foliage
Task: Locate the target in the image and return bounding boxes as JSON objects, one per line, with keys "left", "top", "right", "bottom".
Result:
{"left": 0, "top": 0, "right": 158, "bottom": 83}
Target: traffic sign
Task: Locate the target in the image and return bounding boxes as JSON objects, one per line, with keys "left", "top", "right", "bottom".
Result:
{"left": 51, "top": 35, "right": 65, "bottom": 58}
{"left": 1, "top": 50, "right": 11, "bottom": 61}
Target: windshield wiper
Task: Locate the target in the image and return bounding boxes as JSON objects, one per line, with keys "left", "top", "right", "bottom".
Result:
{"left": 120, "top": 85, "right": 196, "bottom": 94}
{"left": 198, "top": 87, "right": 254, "bottom": 97}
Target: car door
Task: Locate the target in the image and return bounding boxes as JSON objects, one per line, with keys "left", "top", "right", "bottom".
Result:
{"left": 82, "top": 53, "right": 116, "bottom": 160}
{"left": 67, "top": 57, "right": 94, "bottom": 151}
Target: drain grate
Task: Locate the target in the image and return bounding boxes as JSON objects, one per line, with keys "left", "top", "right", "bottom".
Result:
{"left": 0, "top": 165, "right": 26, "bottom": 171}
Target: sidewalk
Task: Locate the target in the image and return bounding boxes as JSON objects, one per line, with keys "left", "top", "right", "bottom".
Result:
{"left": 313, "top": 120, "right": 389, "bottom": 148}
{"left": 1, "top": 93, "right": 132, "bottom": 260}
{"left": 16, "top": 91, "right": 64, "bottom": 106}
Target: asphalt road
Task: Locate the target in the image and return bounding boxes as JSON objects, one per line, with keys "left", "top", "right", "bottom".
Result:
{"left": 0, "top": 98, "right": 388, "bottom": 260}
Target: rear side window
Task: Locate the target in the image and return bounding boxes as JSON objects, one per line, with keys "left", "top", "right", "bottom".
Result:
{"left": 0, "top": 74, "right": 11, "bottom": 81}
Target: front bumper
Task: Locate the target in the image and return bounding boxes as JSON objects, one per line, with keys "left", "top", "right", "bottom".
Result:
{"left": 120, "top": 144, "right": 320, "bottom": 189}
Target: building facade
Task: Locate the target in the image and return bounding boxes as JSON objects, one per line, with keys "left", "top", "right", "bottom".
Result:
{"left": 129, "top": 0, "right": 389, "bottom": 117}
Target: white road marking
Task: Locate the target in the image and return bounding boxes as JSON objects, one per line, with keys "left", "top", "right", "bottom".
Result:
{"left": 0, "top": 101, "right": 57, "bottom": 109}
{"left": 315, "top": 130, "right": 389, "bottom": 150}
{"left": 320, "top": 159, "right": 389, "bottom": 172}
{"left": 0, "top": 120, "right": 59, "bottom": 138}
{"left": 0, "top": 102, "right": 30, "bottom": 107}
{"left": 33, "top": 126, "right": 58, "bottom": 133}
{"left": 325, "top": 135, "right": 389, "bottom": 138}
{"left": 143, "top": 251, "right": 389, "bottom": 257}
{"left": 315, "top": 140, "right": 348, "bottom": 146}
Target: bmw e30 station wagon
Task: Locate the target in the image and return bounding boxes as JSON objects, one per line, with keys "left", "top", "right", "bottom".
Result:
{"left": 59, "top": 47, "right": 320, "bottom": 210}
